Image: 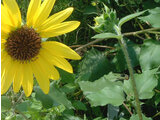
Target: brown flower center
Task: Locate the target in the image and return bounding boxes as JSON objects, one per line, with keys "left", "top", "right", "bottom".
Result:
{"left": 5, "top": 26, "right": 41, "bottom": 62}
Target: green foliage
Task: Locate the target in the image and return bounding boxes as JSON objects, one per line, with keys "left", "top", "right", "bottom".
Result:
{"left": 2, "top": 0, "right": 160, "bottom": 120}
{"left": 79, "top": 73, "right": 125, "bottom": 106}
{"left": 1, "top": 96, "right": 12, "bottom": 112}
{"left": 35, "top": 82, "right": 73, "bottom": 109}
{"left": 77, "top": 49, "right": 112, "bottom": 82}
{"left": 92, "top": 4, "right": 119, "bottom": 33}
{"left": 140, "top": 7, "right": 160, "bottom": 28}
{"left": 92, "top": 33, "right": 122, "bottom": 39}
{"left": 130, "top": 114, "right": 152, "bottom": 120}
{"left": 112, "top": 40, "right": 140, "bottom": 72}
{"left": 118, "top": 10, "right": 146, "bottom": 27}
{"left": 123, "top": 69, "right": 158, "bottom": 100}
{"left": 139, "top": 39, "right": 160, "bottom": 71}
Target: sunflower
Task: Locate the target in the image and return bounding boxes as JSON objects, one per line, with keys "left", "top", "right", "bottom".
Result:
{"left": 1, "top": 0, "right": 81, "bottom": 97}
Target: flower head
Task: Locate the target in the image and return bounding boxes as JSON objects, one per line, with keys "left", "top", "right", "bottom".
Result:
{"left": 1, "top": 0, "right": 81, "bottom": 97}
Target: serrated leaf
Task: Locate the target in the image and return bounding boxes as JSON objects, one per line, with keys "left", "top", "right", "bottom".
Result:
{"left": 77, "top": 48, "right": 112, "bottom": 82}
{"left": 130, "top": 114, "right": 152, "bottom": 120}
{"left": 92, "top": 33, "right": 122, "bottom": 39}
{"left": 35, "top": 82, "right": 73, "bottom": 109}
{"left": 1, "top": 96, "right": 12, "bottom": 112}
{"left": 79, "top": 74, "right": 125, "bottom": 106}
{"left": 139, "top": 39, "right": 160, "bottom": 71}
{"left": 118, "top": 10, "right": 146, "bottom": 27}
{"left": 123, "top": 69, "right": 158, "bottom": 100}
{"left": 139, "top": 7, "right": 160, "bottom": 28}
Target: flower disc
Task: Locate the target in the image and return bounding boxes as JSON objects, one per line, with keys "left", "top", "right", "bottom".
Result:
{"left": 5, "top": 26, "right": 41, "bottom": 62}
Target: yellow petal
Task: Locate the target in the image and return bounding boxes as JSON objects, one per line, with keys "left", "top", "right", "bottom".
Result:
{"left": 1, "top": 39, "right": 6, "bottom": 51}
{"left": 1, "top": 51, "right": 8, "bottom": 63}
{"left": 3, "top": 0, "right": 22, "bottom": 28}
{"left": 1, "top": 23, "right": 15, "bottom": 39}
{"left": 42, "top": 41, "right": 81, "bottom": 60}
{"left": 22, "top": 63, "right": 33, "bottom": 97}
{"left": 40, "top": 49, "right": 73, "bottom": 73}
{"left": 33, "top": 0, "right": 56, "bottom": 28}
{"left": 1, "top": 4, "right": 13, "bottom": 26}
{"left": 1, "top": 54, "right": 13, "bottom": 94}
{"left": 39, "top": 51, "right": 60, "bottom": 80}
{"left": 39, "top": 21, "right": 80, "bottom": 37}
{"left": 37, "top": 7, "right": 74, "bottom": 31}
{"left": 31, "top": 56, "right": 50, "bottom": 94}
{"left": 1, "top": 39, "right": 6, "bottom": 44}
{"left": 49, "top": 66, "right": 60, "bottom": 80}
{"left": 13, "top": 62, "right": 23, "bottom": 93}
{"left": 26, "top": 0, "right": 41, "bottom": 27}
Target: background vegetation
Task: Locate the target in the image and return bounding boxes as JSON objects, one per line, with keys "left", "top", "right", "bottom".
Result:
{"left": 1, "top": 0, "right": 160, "bottom": 120}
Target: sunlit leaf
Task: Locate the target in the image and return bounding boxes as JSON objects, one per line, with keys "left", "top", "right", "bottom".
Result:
{"left": 79, "top": 74, "right": 125, "bottom": 106}
{"left": 139, "top": 7, "right": 160, "bottom": 28}
{"left": 123, "top": 69, "right": 158, "bottom": 100}
{"left": 139, "top": 39, "right": 160, "bottom": 71}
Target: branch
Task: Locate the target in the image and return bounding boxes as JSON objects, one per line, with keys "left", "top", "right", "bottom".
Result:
{"left": 71, "top": 44, "right": 114, "bottom": 49}
{"left": 75, "top": 38, "right": 104, "bottom": 52}
{"left": 123, "top": 27, "right": 160, "bottom": 36}
{"left": 123, "top": 103, "right": 133, "bottom": 116}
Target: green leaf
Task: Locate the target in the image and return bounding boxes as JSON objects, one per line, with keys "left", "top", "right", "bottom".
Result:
{"left": 84, "top": 5, "right": 97, "bottom": 15}
{"left": 79, "top": 74, "right": 125, "bottom": 106}
{"left": 62, "top": 114, "right": 83, "bottom": 120}
{"left": 139, "top": 39, "right": 160, "bottom": 71}
{"left": 77, "top": 48, "right": 112, "bottom": 82}
{"left": 123, "top": 69, "right": 158, "bottom": 100}
{"left": 139, "top": 7, "right": 160, "bottom": 28}
{"left": 15, "top": 101, "right": 30, "bottom": 112}
{"left": 120, "top": 118, "right": 127, "bottom": 120}
{"left": 1, "top": 96, "right": 12, "bottom": 112}
{"left": 72, "top": 101, "right": 87, "bottom": 111}
{"left": 93, "top": 117, "right": 107, "bottom": 120}
{"left": 35, "top": 87, "right": 54, "bottom": 109}
{"left": 35, "top": 82, "right": 73, "bottom": 109}
{"left": 61, "top": 83, "right": 77, "bottom": 94}
{"left": 107, "top": 104, "right": 119, "bottom": 120}
{"left": 57, "top": 68, "right": 75, "bottom": 84}
{"left": 112, "top": 40, "right": 140, "bottom": 72}
{"left": 130, "top": 114, "right": 152, "bottom": 120}
{"left": 118, "top": 10, "right": 146, "bottom": 27}
{"left": 92, "top": 33, "right": 122, "bottom": 39}
{"left": 30, "top": 100, "right": 42, "bottom": 111}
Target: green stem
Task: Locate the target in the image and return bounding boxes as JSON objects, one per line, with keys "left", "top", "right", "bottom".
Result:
{"left": 114, "top": 25, "right": 143, "bottom": 120}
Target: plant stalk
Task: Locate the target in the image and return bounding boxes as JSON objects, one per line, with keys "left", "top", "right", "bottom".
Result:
{"left": 114, "top": 25, "right": 143, "bottom": 120}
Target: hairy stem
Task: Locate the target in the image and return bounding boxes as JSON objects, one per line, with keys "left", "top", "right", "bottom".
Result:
{"left": 114, "top": 25, "right": 143, "bottom": 120}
